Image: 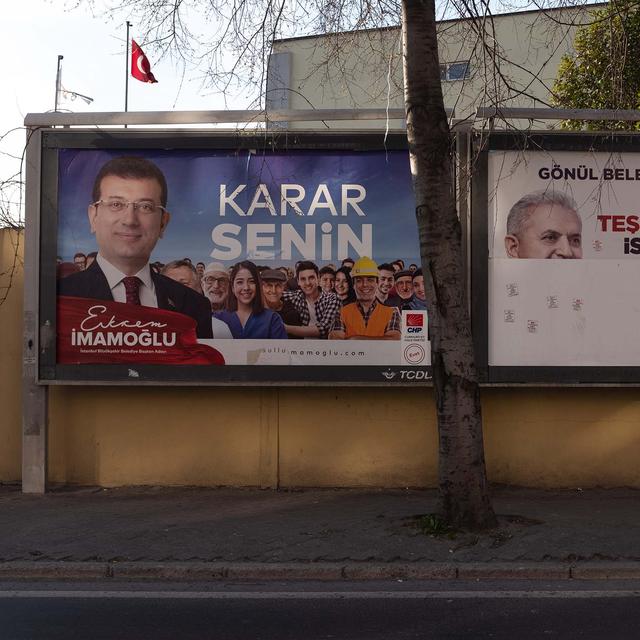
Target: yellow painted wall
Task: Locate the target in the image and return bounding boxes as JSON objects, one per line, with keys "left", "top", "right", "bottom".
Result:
{"left": 278, "top": 388, "right": 438, "bottom": 487}
{"left": 43, "top": 385, "right": 640, "bottom": 489}
{"left": 47, "top": 387, "right": 279, "bottom": 487}
{"left": 2, "top": 225, "right": 640, "bottom": 489}
{"left": 0, "top": 228, "right": 23, "bottom": 482}
{"left": 46, "top": 384, "right": 439, "bottom": 488}
{"left": 483, "top": 389, "right": 640, "bottom": 488}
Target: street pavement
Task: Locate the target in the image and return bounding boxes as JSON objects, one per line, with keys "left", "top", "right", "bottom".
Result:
{"left": 1, "top": 484, "right": 639, "bottom": 580}
{"left": 3, "top": 579, "right": 640, "bottom": 640}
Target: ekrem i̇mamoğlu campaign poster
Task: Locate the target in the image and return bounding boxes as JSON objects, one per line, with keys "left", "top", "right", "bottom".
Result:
{"left": 489, "top": 149, "right": 640, "bottom": 367}
{"left": 56, "top": 148, "right": 429, "bottom": 374}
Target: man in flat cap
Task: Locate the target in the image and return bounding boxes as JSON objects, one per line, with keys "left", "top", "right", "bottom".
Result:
{"left": 260, "top": 269, "right": 302, "bottom": 339}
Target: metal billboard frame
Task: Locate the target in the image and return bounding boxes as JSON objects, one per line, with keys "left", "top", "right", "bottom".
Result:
{"left": 472, "top": 130, "right": 640, "bottom": 385}
{"left": 32, "top": 127, "right": 433, "bottom": 387}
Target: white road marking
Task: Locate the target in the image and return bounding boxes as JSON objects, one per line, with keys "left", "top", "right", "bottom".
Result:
{"left": 0, "top": 590, "right": 639, "bottom": 600}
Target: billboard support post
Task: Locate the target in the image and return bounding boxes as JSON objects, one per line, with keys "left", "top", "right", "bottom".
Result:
{"left": 22, "top": 127, "right": 48, "bottom": 494}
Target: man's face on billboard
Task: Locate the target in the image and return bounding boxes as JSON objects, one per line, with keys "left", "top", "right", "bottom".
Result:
{"left": 377, "top": 269, "right": 394, "bottom": 296}
{"left": 202, "top": 273, "right": 229, "bottom": 306}
{"left": 506, "top": 204, "right": 582, "bottom": 259}
{"left": 298, "top": 269, "right": 318, "bottom": 297}
{"left": 354, "top": 276, "right": 378, "bottom": 304}
{"left": 319, "top": 272, "right": 335, "bottom": 293}
{"left": 89, "top": 175, "right": 169, "bottom": 273}
{"left": 413, "top": 275, "right": 425, "bottom": 301}
{"left": 261, "top": 279, "right": 284, "bottom": 309}
{"left": 164, "top": 265, "right": 196, "bottom": 291}
{"left": 395, "top": 275, "right": 413, "bottom": 300}
{"left": 74, "top": 256, "right": 86, "bottom": 270}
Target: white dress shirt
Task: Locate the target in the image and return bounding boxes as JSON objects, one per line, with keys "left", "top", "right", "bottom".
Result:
{"left": 96, "top": 254, "right": 158, "bottom": 307}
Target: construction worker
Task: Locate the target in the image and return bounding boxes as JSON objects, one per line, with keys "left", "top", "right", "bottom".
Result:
{"left": 329, "top": 256, "right": 401, "bottom": 340}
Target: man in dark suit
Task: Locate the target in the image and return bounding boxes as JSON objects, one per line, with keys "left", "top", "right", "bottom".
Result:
{"left": 59, "top": 156, "right": 212, "bottom": 339}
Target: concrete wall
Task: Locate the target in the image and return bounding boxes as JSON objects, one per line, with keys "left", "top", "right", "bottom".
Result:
{"left": 2, "top": 226, "right": 640, "bottom": 489}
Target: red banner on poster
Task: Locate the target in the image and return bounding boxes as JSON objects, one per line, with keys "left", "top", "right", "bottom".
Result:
{"left": 57, "top": 297, "right": 224, "bottom": 365}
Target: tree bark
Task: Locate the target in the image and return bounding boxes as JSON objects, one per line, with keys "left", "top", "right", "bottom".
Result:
{"left": 402, "top": 0, "right": 496, "bottom": 530}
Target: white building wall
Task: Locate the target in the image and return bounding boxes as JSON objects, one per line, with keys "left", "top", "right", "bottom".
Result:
{"left": 271, "top": 5, "right": 597, "bottom": 129}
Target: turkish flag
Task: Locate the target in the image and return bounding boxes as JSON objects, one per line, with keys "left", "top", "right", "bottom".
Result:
{"left": 131, "top": 39, "right": 158, "bottom": 83}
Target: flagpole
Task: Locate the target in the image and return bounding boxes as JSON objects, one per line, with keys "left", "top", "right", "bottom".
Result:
{"left": 54, "top": 55, "right": 63, "bottom": 112}
{"left": 125, "top": 21, "right": 131, "bottom": 113}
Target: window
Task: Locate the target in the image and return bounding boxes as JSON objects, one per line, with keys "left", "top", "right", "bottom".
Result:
{"left": 440, "top": 61, "right": 470, "bottom": 81}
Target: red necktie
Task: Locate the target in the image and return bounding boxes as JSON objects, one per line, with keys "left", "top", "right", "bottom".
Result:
{"left": 122, "top": 276, "right": 142, "bottom": 305}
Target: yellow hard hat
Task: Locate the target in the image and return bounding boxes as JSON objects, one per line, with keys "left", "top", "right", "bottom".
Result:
{"left": 350, "top": 256, "right": 379, "bottom": 278}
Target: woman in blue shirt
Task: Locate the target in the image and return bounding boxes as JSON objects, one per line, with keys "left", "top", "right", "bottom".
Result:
{"left": 215, "top": 261, "right": 288, "bottom": 339}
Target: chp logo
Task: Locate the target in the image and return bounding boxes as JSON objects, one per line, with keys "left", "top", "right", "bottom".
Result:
{"left": 404, "top": 311, "right": 426, "bottom": 335}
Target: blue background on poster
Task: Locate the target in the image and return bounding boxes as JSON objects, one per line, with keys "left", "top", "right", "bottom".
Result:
{"left": 57, "top": 148, "right": 420, "bottom": 267}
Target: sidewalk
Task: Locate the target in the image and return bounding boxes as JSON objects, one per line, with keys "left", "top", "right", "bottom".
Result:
{"left": 1, "top": 484, "right": 639, "bottom": 580}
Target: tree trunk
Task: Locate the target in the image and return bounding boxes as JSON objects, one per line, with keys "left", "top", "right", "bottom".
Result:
{"left": 401, "top": 0, "right": 496, "bottom": 530}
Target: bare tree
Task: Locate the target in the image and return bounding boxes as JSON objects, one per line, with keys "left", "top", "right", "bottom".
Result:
{"left": 402, "top": 0, "right": 494, "bottom": 528}
{"left": 0, "top": 126, "right": 26, "bottom": 309}
{"left": 0, "top": 127, "right": 25, "bottom": 230}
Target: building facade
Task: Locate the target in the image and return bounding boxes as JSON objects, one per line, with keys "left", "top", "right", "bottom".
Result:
{"left": 268, "top": 5, "right": 599, "bottom": 128}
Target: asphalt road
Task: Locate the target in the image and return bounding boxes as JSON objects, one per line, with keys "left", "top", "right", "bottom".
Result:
{"left": 2, "top": 579, "right": 640, "bottom": 639}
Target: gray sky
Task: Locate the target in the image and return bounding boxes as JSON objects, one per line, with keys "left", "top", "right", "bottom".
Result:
{"left": 0, "top": 0, "right": 244, "bottom": 223}
{"left": 1, "top": 0, "right": 235, "bottom": 117}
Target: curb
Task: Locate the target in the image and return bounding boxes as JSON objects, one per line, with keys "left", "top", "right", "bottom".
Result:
{"left": 2, "top": 561, "right": 640, "bottom": 581}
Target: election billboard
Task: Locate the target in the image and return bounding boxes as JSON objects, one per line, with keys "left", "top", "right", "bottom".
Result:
{"left": 481, "top": 134, "right": 640, "bottom": 381}
{"left": 41, "top": 131, "right": 431, "bottom": 384}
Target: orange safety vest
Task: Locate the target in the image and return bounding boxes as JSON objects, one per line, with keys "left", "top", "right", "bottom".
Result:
{"left": 341, "top": 302, "right": 394, "bottom": 338}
